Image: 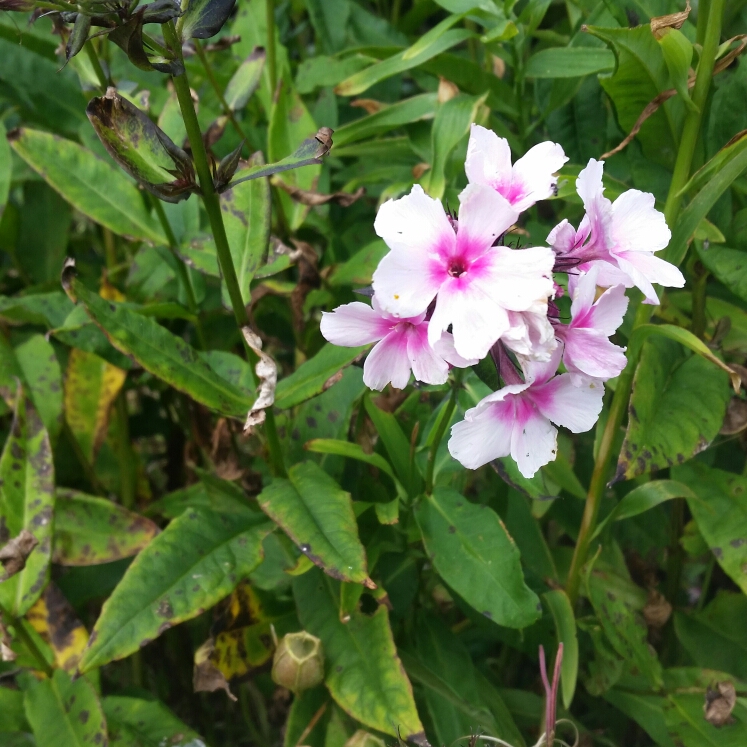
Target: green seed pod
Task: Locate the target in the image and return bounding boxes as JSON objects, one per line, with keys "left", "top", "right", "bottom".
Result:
{"left": 271, "top": 631, "right": 324, "bottom": 693}
{"left": 66, "top": 13, "right": 92, "bottom": 62}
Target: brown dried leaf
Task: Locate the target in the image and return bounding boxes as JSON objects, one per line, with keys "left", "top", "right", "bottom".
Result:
{"left": 721, "top": 397, "right": 747, "bottom": 435}
{"left": 650, "top": 0, "right": 691, "bottom": 40}
{"left": 437, "top": 77, "right": 459, "bottom": 103}
{"left": 193, "top": 638, "right": 237, "bottom": 701}
{"left": 704, "top": 681, "right": 736, "bottom": 727}
{"left": 242, "top": 328, "right": 277, "bottom": 434}
{"left": 350, "top": 99, "right": 384, "bottom": 115}
{"left": 272, "top": 178, "right": 365, "bottom": 207}
{"left": 492, "top": 55, "right": 506, "bottom": 79}
{"left": 0, "top": 529, "right": 39, "bottom": 581}
{"left": 642, "top": 589, "right": 672, "bottom": 628}
{"left": 412, "top": 163, "right": 430, "bottom": 180}
{"left": 0, "top": 618, "right": 16, "bottom": 662}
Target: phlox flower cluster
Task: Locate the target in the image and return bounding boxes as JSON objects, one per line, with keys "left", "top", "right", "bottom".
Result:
{"left": 321, "top": 124, "right": 685, "bottom": 478}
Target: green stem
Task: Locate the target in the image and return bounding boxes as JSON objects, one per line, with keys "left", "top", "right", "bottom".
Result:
{"left": 151, "top": 198, "right": 207, "bottom": 350}
{"left": 266, "top": 0, "right": 277, "bottom": 93}
{"left": 115, "top": 392, "right": 136, "bottom": 510}
{"left": 565, "top": 0, "right": 725, "bottom": 606}
{"left": 193, "top": 40, "right": 253, "bottom": 149}
{"left": 425, "top": 385, "right": 458, "bottom": 495}
{"left": 162, "top": 21, "right": 286, "bottom": 477}
{"left": 84, "top": 40, "right": 109, "bottom": 90}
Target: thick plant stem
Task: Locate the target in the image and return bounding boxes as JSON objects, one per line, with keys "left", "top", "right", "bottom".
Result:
{"left": 84, "top": 40, "right": 109, "bottom": 90}
{"left": 565, "top": 0, "right": 724, "bottom": 606}
{"left": 266, "top": 0, "right": 277, "bottom": 93}
{"left": 162, "top": 22, "right": 286, "bottom": 477}
{"left": 151, "top": 197, "right": 207, "bottom": 350}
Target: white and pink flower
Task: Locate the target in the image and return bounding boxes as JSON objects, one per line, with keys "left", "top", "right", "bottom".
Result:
{"left": 554, "top": 266, "right": 629, "bottom": 381}
{"left": 548, "top": 159, "right": 684, "bottom": 304}
{"left": 372, "top": 183, "right": 555, "bottom": 361}
{"left": 320, "top": 296, "right": 475, "bottom": 391}
{"left": 448, "top": 347, "right": 604, "bottom": 477}
{"left": 465, "top": 124, "right": 568, "bottom": 212}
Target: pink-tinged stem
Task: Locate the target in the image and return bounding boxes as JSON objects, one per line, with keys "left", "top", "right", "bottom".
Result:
{"left": 539, "top": 643, "right": 564, "bottom": 746}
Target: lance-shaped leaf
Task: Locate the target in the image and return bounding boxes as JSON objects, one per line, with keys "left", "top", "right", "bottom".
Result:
{"left": 110, "top": 7, "right": 184, "bottom": 74}
{"left": 224, "top": 127, "right": 333, "bottom": 190}
{"left": 64, "top": 13, "right": 91, "bottom": 63}
{"left": 0, "top": 394, "right": 54, "bottom": 617}
{"left": 65, "top": 273, "right": 254, "bottom": 418}
{"left": 294, "top": 568, "right": 427, "bottom": 744}
{"left": 26, "top": 584, "right": 89, "bottom": 673}
{"left": 24, "top": 669, "right": 107, "bottom": 747}
{"left": 177, "top": 0, "right": 236, "bottom": 40}
{"left": 104, "top": 696, "right": 207, "bottom": 747}
{"left": 53, "top": 489, "right": 159, "bottom": 566}
{"left": 64, "top": 349, "right": 126, "bottom": 463}
{"left": 257, "top": 461, "right": 374, "bottom": 588}
{"left": 415, "top": 488, "right": 540, "bottom": 629}
{"left": 87, "top": 89, "right": 196, "bottom": 204}
{"left": 225, "top": 47, "right": 266, "bottom": 111}
{"left": 9, "top": 128, "right": 166, "bottom": 243}
{"left": 78, "top": 505, "right": 272, "bottom": 672}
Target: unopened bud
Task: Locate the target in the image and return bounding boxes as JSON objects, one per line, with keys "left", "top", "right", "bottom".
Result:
{"left": 271, "top": 631, "right": 324, "bottom": 693}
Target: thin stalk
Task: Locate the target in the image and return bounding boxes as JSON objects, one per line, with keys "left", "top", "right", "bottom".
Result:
{"left": 193, "top": 39, "right": 253, "bottom": 149}
{"left": 425, "top": 385, "right": 458, "bottom": 494}
{"left": 103, "top": 227, "right": 117, "bottom": 270}
{"left": 564, "top": 0, "right": 725, "bottom": 606}
{"left": 266, "top": 0, "right": 277, "bottom": 93}
{"left": 115, "top": 392, "right": 136, "bottom": 510}
{"left": 162, "top": 20, "right": 286, "bottom": 477}
{"left": 84, "top": 40, "right": 109, "bottom": 90}
{"left": 151, "top": 197, "right": 207, "bottom": 349}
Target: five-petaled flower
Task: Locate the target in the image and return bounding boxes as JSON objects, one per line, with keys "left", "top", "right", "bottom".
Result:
{"left": 372, "top": 183, "right": 555, "bottom": 361}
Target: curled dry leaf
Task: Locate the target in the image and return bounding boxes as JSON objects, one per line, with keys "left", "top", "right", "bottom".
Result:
{"left": 350, "top": 99, "right": 384, "bottom": 115}
{"left": 242, "top": 328, "right": 277, "bottom": 434}
{"left": 720, "top": 397, "right": 747, "bottom": 435}
{"left": 272, "top": 178, "right": 366, "bottom": 207}
{"left": 437, "top": 77, "right": 459, "bottom": 103}
{"left": 412, "top": 163, "right": 431, "bottom": 180}
{"left": 0, "top": 529, "right": 39, "bottom": 581}
{"left": 704, "top": 681, "right": 736, "bottom": 727}
{"left": 650, "top": 0, "right": 691, "bottom": 39}
{"left": 193, "top": 638, "right": 237, "bottom": 701}
{"left": 642, "top": 588, "right": 672, "bottom": 628}
{"left": 61, "top": 257, "right": 77, "bottom": 302}
{"left": 0, "top": 618, "right": 16, "bottom": 662}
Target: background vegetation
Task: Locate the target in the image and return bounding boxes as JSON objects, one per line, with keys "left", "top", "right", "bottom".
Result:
{"left": 2, "top": 0, "right": 747, "bottom": 746}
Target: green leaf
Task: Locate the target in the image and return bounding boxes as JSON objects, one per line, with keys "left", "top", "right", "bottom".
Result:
{"left": 614, "top": 336, "right": 730, "bottom": 482}
{"left": 275, "top": 343, "right": 366, "bottom": 409}
{"left": 333, "top": 94, "right": 438, "bottom": 148}
{"left": 585, "top": 564, "right": 663, "bottom": 689}
{"left": 9, "top": 129, "right": 166, "bottom": 244}
{"left": 542, "top": 590, "right": 578, "bottom": 710}
{"left": 224, "top": 48, "right": 266, "bottom": 111}
{"left": 415, "top": 488, "right": 541, "bottom": 628}
{"left": 593, "top": 479, "right": 696, "bottom": 540}
{"left": 604, "top": 689, "right": 673, "bottom": 747}
{"left": 675, "top": 461, "right": 747, "bottom": 595}
{"left": 86, "top": 90, "right": 195, "bottom": 203}
{"left": 504, "top": 489, "right": 557, "bottom": 581}
{"left": 524, "top": 47, "right": 615, "bottom": 78}
{"left": 24, "top": 669, "right": 106, "bottom": 747}
{"left": 294, "top": 568, "right": 426, "bottom": 743}
{"left": 327, "top": 240, "right": 388, "bottom": 287}
{"left": 177, "top": 0, "right": 235, "bottom": 39}
{"left": 423, "top": 93, "right": 487, "bottom": 199}
{"left": 696, "top": 243, "right": 747, "bottom": 302}
{"left": 586, "top": 25, "right": 681, "bottom": 168}
{"left": 304, "top": 439, "right": 397, "bottom": 482}
{"left": 0, "top": 394, "right": 54, "bottom": 617}
{"left": 0, "top": 686, "right": 28, "bottom": 732}
{"left": 104, "top": 695, "right": 208, "bottom": 747}
{"left": 335, "top": 28, "right": 473, "bottom": 96}
{"left": 64, "top": 349, "right": 126, "bottom": 463}
{"left": 0, "top": 292, "right": 73, "bottom": 329}
{"left": 257, "top": 461, "right": 373, "bottom": 587}
{"left": 666, "top": 136, "right": 747, "bottom": 265}
{"left": 54, "top": 489, "right": 159, "bottom": 566}
{"left": 675, "top": 592, "right": 747, "bottom": 681}
{"left": 78, "top": 506, "right": 271, "bottom": 672}
{"left": 0, "top": 120, "right": 11, "bottom": 218}
{"left": 70, "top": 278, "right": 254, "bottom": 418}
{"left": 221, "top": 153, "right": 271, "bottom": 307}
{"left": 658, "top": 29, "right": 695, "bottom": 111}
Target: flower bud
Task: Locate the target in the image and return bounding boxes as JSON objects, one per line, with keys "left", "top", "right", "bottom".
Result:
{"left": 271, "top": 631, "right": 324, "bottom": 693}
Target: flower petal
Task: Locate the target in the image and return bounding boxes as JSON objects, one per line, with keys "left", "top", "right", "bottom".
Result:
{"left": 448, "top": 396, "right": 515, "bottom": 469}
{"left": 456, "top": 183, "right": 518, "bottom": 262}
{"left": 464, "top": 124, "right": 512, "bottom": 189}
{"left": 610, "top": 189, "right": 671, "bottom": 255}
{"left": 372, "top": 247, "right": 443, "bottom": 318}
{"left": 562, "top": 328, "right": 627, "bottom": 380}
{"left": 432, "top": 332, "right": 479, "bottom": 368}
{"left": 509, "top": 400, "right": 558, "bottom": 478}
{"left": 363, "top": 331, "right": 413, "bottom": 390}
{"left": 576, "top": 158, "right": 606, "bottom": 210}
{"left": 530, "top": 373, "right": 604, "bottom": 433}
{"left": 406, "top": 324, "right": 450, "bottom": 385}
{"left": 320, "top": 302, "right": 391, "bottom": 347}
{"left": 511, "top": 140, "right": 568, "bottom": 211}
{"left": 588, "top": 283, "right": 629, "bottom": 336}
{"left": 615, "top": 252, "right": 685, "bottom": 304}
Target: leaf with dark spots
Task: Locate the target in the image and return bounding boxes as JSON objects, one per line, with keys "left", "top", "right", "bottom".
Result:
{"left": 294, "top": 568, "right": 424, "bottom": 739}
{"left": 109, "top": 10, "right": 184, "bottom": 74}
{"left": 0, "top": 393, "right": 54, "bottom": 617}
{"left": 24, "top": 669, "right": 107, "bottom": 747}
{"left": 258, "top": 461, "right": 373, "bottom": 588}
{"left": 53, "top": 489, "right": 158, "bottom": 566}
{"left": 177, "top": 0, "right": 236, "bottom": 40}
{"left": 224, "top": 48, "right": 266, "bottom": 112}
{"left": 78, "top": 506, "right": 271, "bottom": 672}
{"left": 615, "top": 336, "right": 730, "bottom": 482}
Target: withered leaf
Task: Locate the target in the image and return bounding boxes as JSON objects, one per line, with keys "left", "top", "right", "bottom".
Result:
{"left": 0, "top": 618, "right": 16, "bottom": 662}
{"left": 193, "top": 638, "right": 237, "bottom": 701}
{"left": 0, "top": 529, "right": 39, "bottom": 581}
{"left": 704, "top": 681, "right": 736, "bottom": 727}
{"left": 272, "top": 178, "right": 365, "bottom": 207}
{"left": 642, "top": 589, "right": 672, "bottom": 629}
{"left": 721, "top": 397, "right": 747, "bottom": 435}
{"left": 242, "top": 328, "right": 277, "bottom": 434}
{"left": 650, "top": 0, "right": 691, "bottom": 40}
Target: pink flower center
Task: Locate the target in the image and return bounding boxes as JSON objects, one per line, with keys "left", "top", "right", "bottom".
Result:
{"left": 448, "top": 259, "right": 467, "bottom": 278}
